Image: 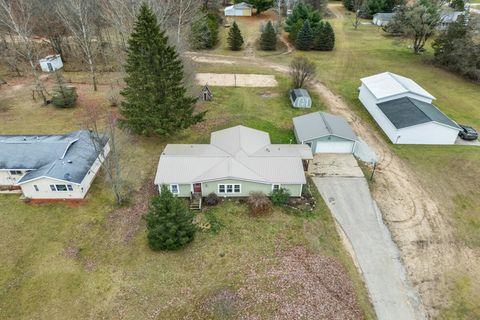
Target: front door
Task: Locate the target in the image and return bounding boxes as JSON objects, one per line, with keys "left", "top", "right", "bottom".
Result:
{"left": 193, "top": 183, "right": 202, "bottom": 194}
{"left": 47, "top": 62, "right": 53, "bottom": 72}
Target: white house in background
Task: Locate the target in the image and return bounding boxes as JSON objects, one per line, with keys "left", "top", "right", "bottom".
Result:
{"left": 359, "top": 72, "right": 461, "bottom": 145}
{"left": 0, "top": 130, "right": 109, "bottom": 199}
{"left": 224, "top": 2, "right": 253, "bottom": 16}
{"left": 289, "top": 89, "right": 312, "bottom": 108}
{"left": 293, "top": 112, "right": 358, "bottom": 153}
{"left": 372, "top": 13, "right": 396, "bottom": 26}
{"left": 438, "top": 11, "right": 464, "bottom": 30}
{"left": 39, "top": 54, "right": 63, "bottom": 72}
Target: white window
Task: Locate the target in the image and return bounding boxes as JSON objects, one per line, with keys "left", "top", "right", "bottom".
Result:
{"left": 56, "top": 184, "right": 68, "bottom": 191}
{"left": 218, "top": 184, "right": 241, "bottom": 194}
{"left": 272, "top": 184, "right": 281, "bottom": 192}
{"left": 34, "top": 185, "right": 39, "bottom": 192}
{"left": 49, "top": 184, "right": 73, "bottom": 192}
{"left": 170, "top": 184, "right": 179, "bottom": 194}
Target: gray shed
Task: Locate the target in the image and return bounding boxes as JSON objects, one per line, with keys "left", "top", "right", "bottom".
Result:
{"left": 293, "top": 112, "right": 358, "bottom": 153}
{"left": 289, "top": 89, "right": 312, "bottom": 108}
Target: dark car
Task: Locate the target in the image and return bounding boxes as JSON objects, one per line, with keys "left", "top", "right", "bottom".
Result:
{"left": 458, "top": 124, "right": 478, "bottom": 141}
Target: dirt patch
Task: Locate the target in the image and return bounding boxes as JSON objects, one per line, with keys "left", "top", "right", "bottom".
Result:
{"left": 256, "top": 91, "right": 278, "bottom": 98}
{"left": 196, "top": 73, "right": 278, "bottom": 87}
{"left": 106, "top": 182, "right": 156, "bottom": 244}
{"left": 198, "top": 287, "right": 244, "bottom": 319}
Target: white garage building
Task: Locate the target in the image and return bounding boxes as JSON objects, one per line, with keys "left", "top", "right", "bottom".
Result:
{"left": 224, "top": 2, "right": 253, "bottom": 16}
{"left": 0, "top": 130, "right": 109, "bottom": 200}
{"left": 39, "top": 54, "right": 63, "bottom": 72}
{"left": 293, "top": 111, "right": 358, "bottom": 153}
{"left": 359, "top": 72, "right": 460, "bottom": 145}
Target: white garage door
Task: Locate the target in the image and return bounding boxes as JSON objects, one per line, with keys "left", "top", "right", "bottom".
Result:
{"left": 315, "top": 141, "right": 354, "bottom": 153}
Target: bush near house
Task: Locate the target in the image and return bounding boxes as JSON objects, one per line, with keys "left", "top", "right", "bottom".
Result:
{"left": 204, "top": 192, "right": 220, "bottom": 206}
{"left": 247, "top": 192, "right": 272, "bottom": 216}
{"left": 145, "top": 185, "right": 196, "bottom": 251}
{"left": 270, "top": 188, "right": 291, "bottom": 206}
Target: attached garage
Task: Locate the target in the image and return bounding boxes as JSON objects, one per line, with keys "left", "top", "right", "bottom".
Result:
{"left": 224, "top": 2, "right": 253, "bottom": 16}
{"left": 293, "top": 112, "right": 358, "bottom": 154}
{"left": 359, "top": 72, "right": 461, "bottom": 144}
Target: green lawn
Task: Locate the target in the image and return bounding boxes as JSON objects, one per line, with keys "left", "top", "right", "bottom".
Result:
{"left": 0, "top": 72, "right": 374, "bottom": 319}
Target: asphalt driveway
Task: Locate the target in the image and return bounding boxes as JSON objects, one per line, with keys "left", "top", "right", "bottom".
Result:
{"left": 312, "top": 155, "right": 425, "bottom": 320}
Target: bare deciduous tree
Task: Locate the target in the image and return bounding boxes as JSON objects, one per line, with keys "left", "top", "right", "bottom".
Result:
{"left": 349, "top": 0, "right": 363, "bottom": 30}
{"left": 172, "top": 0, "right": 201, "bottom": 46}
{"left": 57, "top": 0, "right": 99, "bottom": 90}
{"left": 289, "top": 56, "right": 316, "bottom": 88}
{"left": 82, "top": 104, "right": 131, "bottom": 206}
{"left": 0, "top": 0, "right": 47, "bottom": 104}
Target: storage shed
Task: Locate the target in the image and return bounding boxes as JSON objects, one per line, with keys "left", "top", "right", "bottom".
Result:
{"left": 289, "top": 89, "right": 312, "bottom": 108}
{"left": 224, "top": 2, "right": 253, "bottom": 16}
{"left": 39, "top": 54, "right": 63, "bottom": 72}
{"left": 359, "top": 72, "right": 461, "bottom": 144}
{"left": 293, "top": 111, "right": 358, "bottom": 153}
{"left": 372, "top": 13, "right": 396, "bottom": 26}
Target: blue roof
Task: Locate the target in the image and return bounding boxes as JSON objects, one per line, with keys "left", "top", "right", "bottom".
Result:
{"left": 0, "top": 130, "right": 108, "bottom": 184}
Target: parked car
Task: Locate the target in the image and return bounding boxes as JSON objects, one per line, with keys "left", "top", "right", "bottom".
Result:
{"left": 458, "top": 124, "right": 478, "bottom": 141}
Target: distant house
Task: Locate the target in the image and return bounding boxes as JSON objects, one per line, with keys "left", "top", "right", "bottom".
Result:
{"left": 438, "top": 11, "right": 464, "bottom": 30}
{"left": 358, "top": 72, "right": 461, "bottom": 144}
{"left": 289, "top": 89, "right": 312, "bottom": 108}
{"left": 224, "top": 2, "right": 253, "bottom": 16}
{"left": 293, "top": 112, "right": 358, "bottom": 154}
{"left": 39, "top": 54, "right": 63, "bottom": 72}
{"left": 200, "top": 84, "right": 213, "bottom": 101}
{"left": 0, "top": 130, "right": 109, "bottom": 199}
{"left": 154, "top": 126, "right": 312, "bottom": 198}
{"left": 372, "top": 13, "right": 396, "bottom": 26}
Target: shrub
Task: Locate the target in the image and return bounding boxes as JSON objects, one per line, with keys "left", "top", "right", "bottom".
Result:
{"left": 51, "top": 71, "right": 77, "bottom": 108}
{"left": 204, "top": 210, "right": 223, "bottom": 233}
{"left": 204, "top": 192, "right": 220, "bottom": 206}
{"left": 270, "top": 187, "right": 291, "bottom": 206}
{"left": 145, "top": 185, "right": 196, "bottom": 250}
{"left": 247, "top": 192, "right": 272, "bottom": 216}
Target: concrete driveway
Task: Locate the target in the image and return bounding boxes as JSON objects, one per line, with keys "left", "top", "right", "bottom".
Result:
{"left": 312, "top": 155, "right": 425, "bottom": 320}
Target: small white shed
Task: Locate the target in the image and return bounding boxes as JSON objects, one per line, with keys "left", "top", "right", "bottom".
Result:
{"left": 224, "top": 2, "right": 253, "bottom": 16}
{"left": 39, "top": 54, "right": 63, "bottom": 72}
{"left": 293, "top": 112, "right": 358, "bottom": 153}
{"left": 372, "top": 13, "right": 396, "bottom": 26}
{"left": 358, "top": 72, "right": 461, "bottom": 145}
{"left": 289, "top": 89, "right": 312, "bottom": 108}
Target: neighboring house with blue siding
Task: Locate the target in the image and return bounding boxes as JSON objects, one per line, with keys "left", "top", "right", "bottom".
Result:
{"left": 154, "top": 126, "right": 313, "bottom": 198}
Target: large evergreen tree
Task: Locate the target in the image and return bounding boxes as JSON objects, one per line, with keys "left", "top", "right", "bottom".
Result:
{"left": 228, "top": 21, "right": 244, "bottom": 51}
{"left": 322, "top": 22, "right": 335, "bottom": 51}
{"left": 260, "top": 20, "right": 277, "bottom": 51}
{"left": 285, "top": 3, "right": 321, "bottom": 34}
{"left": 119, "top": 4, "right": 205, "bottom": 136}
{"left": 146, "top": 185, "right": 196, "bottom": 251}
{"left": 296, "top": 20, "right": 314, "bottom": 51}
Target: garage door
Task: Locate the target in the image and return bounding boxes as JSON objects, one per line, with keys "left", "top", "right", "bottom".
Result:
{"left": 315, "top": 141, "right": 354, "bottom": 153}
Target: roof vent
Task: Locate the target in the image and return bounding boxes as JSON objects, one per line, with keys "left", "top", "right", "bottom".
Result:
{"left": 64, "top": 173, "right": 71, "bottom": 181}
{"left": 67, "top": 160, "right": 73, "bottom": 164}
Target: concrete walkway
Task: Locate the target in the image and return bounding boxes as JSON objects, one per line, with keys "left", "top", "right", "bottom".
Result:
{"left": 313, "top": 168, "right": 426, "bottom": 319}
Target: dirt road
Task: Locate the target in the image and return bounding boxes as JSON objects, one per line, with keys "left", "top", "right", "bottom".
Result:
{"left": 185, "top": 48, "right": 479, "bottom": 317}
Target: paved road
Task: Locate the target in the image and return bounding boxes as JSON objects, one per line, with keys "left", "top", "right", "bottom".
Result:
{"left": 313, "top": 176, "right": 426, "bottom": 320}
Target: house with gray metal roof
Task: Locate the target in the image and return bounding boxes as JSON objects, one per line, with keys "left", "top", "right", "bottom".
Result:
{"left": 0, "top": 130, "right": 109, "bottom": 199}
{"left": 154, "top": 126, "right": 312, "bottom": 199}
{"left": 289, "top": 88, "right": 312, "bottom": 108}
{"left": 293, "top": 112, "right": 358, "bottom": 153}
{"left": 359, "top": 72, "right": 461, "bottom": 144}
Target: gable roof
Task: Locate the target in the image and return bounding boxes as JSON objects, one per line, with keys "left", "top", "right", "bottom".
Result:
{"left": 226, "top": 2, "right": 252, "bottom": 9}
{"left": 377, "top": 97, "right": 461, "bottom": 130}
{"left": 373, "top": 12, "right": 396, "bottom": 20}
{"left": 155, "top": 126, "right": 312, "bottom": 185}
{"left": 361, "top": 72, "right": 436, "bottom": 101}
{"left": 290, "top": 89, "right": 311, "bottom": 101}
{"left": 440, "top": 11, "right": 463, "bottom": 23}
{"left": 293, "top": 112, "right": 358, "bottom": 142}
{"left": 0, "top": 130, "right": 108, "bottom": 184}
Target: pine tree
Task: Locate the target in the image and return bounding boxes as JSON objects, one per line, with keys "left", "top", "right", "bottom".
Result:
{"left": 323, "top": 22, "right": 335, "bottom": 51}
{"left": 228, "top": 21, "right": 244, "bottom": 51}
{"left": 312, "top": 21, "right": 325, "bottom": 50}
{"left": 146, "top": 185, "right": 196, "bottom": 251}
{"left": 260, "top": 20, "right": 277, "bottom": 51}
{"left": 188, "top": 17, "right": 213, "bottom": 49}
{"left": 119, "top": 4, "right": 205, "bottom": 136}
{"left": 295, "top": 20, "right": 313, "bottom": 51}
{"left": 51, "top": 71, "right": 77, "bottom": 108}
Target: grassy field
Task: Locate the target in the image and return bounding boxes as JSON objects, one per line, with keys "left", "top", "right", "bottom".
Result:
{"left": 261, "top": 5, "right": 480, "bottom": 318}
{"left": 0, "top": 71, "right": 375, "bottom": 319}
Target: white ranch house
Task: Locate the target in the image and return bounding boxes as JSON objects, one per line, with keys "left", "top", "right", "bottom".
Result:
{"left": 359, "top": 72, "right": 460, "bottom": 144}
{"left": 0, "top": 130, "right": 109, "bottom": 199}
{"left": 293, "top": 112, "right": 358, "bottom": 153}
{"left": 39, "top": 54, "right": 63, "bottom": 72}
{"left": 155, "top": 126, "right": 312, "bottom": 199}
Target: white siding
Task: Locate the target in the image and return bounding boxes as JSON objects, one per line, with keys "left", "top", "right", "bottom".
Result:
{"left": 79, "top": 141, "right": 110, "bottom": 194}
{"left": 0, "top": 170, "right": 27, "bottom": 186}
{"left": 21, "top": 178, "right": 83, "bottom": 199}
{"left": 397, "top": 122, "right": 459, "bottom": 144}
{"left": 39, "top": 55, "right": 63, "bottom": 72}
{"left": 315, "top": 141, "right": 355, "bottom": 153}
{"left": 359, "top": 84, "right": 400, "bottom": 143}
